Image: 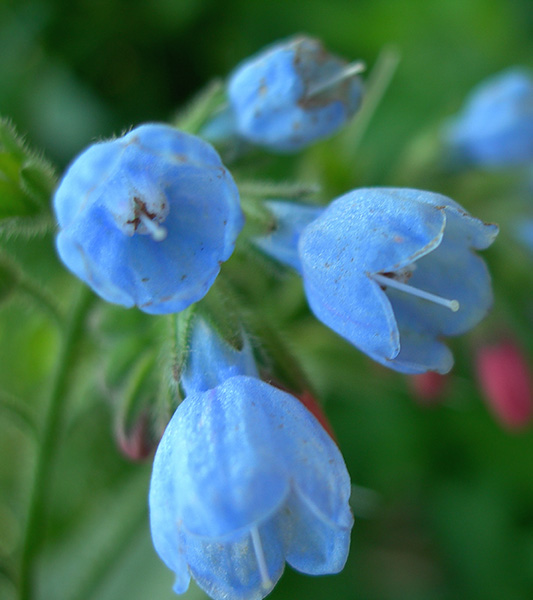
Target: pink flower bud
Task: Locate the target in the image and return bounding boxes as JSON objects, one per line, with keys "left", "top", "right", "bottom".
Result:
{"left": 475, "top": 340, "right": 533, "bottom": 430}
{"left": 116, "top": 412, "right": 155, "bottom": 462}
{"left": 409, "top": 372, "right": 448, "bottom": 404}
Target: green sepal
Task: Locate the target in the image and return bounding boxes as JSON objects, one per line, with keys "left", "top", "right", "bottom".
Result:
{"left": 0, "top": 254, "right": 19, "bottom": 303}
{"left": 237, "top": 179, "right": 321, "bottom": 238}
{"left": 197, "top": 277, "right": 248, "bottom": 352}
{"left": 238, "top": 179, "right": 320, "bottom": 201}
{"left": 172, "top": 79, "right": 227, "bottom": 135}
{"left": 113, "top": 349, "right": 158, "bottom": 437}
{"left": 0, "top": 118, "right": 57, "bottom": 238}
{"left": 152, "top": 306, "right": 197, "bottom": 432}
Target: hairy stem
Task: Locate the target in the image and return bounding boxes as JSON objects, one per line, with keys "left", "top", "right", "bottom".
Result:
{"left": 18, "top": 285, "right": 94, "bottom": 600}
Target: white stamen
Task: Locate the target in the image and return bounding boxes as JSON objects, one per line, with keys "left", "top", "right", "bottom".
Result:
{"left": 139, "top": 212, "right": 167, "bottom": 241}
{"left": 372, "top": 272, "right": 460, "bottom": 312}
{"left": 250, "top": 526, "right": 272, "bottom": 590}
{"left": 307, "top": 61, "right": 366, "bottom": 97}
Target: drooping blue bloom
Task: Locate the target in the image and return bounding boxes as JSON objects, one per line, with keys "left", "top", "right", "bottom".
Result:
{"left": 149, "top": 316, "right": 353, "bottom": 600}
{"left": 225, "top": 35, "right": 364, "bottom": 153}
{"left": 255, "top": 190, "right": 498, "bottom": 374}
{"left": 53, "top": 123, "right": 243, "bottom": 314}
{"left": 444, "top": 68, "right": 533, "bottom": 167}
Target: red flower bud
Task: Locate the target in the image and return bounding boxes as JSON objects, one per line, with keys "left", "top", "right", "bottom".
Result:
{"left": 475, "top": 340, "right": 533, "bottom": 430}
{"left": 409, "top": 371, "right": 448, "bottom": 404}
{"left": 115, "top": 412, "right": 155, "bottom": 461}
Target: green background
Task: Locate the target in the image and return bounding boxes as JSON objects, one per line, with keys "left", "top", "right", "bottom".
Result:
{"left": 1, "top": 1, "right": 533, "bottom": 599}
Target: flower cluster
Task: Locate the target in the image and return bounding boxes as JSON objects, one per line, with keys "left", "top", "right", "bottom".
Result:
{"left": 51, "top": 34, "right": 499, "bottom": 600}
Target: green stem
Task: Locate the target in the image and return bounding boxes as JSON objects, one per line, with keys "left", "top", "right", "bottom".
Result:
{"left": 18, "top": 285, "right": 94, "bottom": 600}
{"left": 339, "top": 45, "right": 401, "bottom": 158}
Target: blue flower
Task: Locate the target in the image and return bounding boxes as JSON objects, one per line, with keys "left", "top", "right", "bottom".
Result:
{"left": 256, "top": 190, "right": 498, "bottom": 374}
{"left": 514, "top": 218, "right": 533, "bottom": 253}
{"left": 444, "top": 68, "right": 533, "bottom": 167}
{"left": 53, "top": 123, "right": 243, "bottom": 314}
{"left": 149, "top": 316, "right": 353, "bottom": 600}
{"left": 149, "top": 376, "right": 353, "bottom": 600}
{"left": 225, "top": 35, "right": 364, "bottom": 153}
{"left": 253, "top": 200, "right": 324, "bottom": 271}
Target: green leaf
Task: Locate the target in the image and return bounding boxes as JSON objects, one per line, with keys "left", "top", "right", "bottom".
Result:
{"left": 20, "top": 162, "right": 57, "bottom": 208}
{"left": 0, "top": 257, "right": 19, "bottom": 303}
{"left": 0, "top": 118, "right": 57, "bottom": 231}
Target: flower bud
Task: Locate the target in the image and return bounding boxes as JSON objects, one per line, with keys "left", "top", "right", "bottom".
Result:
{"left": 444, "top": 68, "right": 533, "bottom": 167}
{"left": 115, "top": 411, "right": 155, "bottom": 462}
{"left": 409, "top": 372, "right": 448, "bottom": 404}
{"left": 475, "top": 340, "right": 533, "bottom": 430}
{"left": 227, "top": 35, "right": 364, "bottom": 153}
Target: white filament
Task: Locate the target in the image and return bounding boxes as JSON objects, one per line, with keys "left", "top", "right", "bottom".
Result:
{"left": 139, "top": 212, "right": 167, "bottom": 242}
{"left": 307, "top": 61, "right": 366, "bottom": 97}
{"left": 372, "top": 272, "right": 460, "bottom": 312}
{"left": 250, "top": 526, "right": 272, "bottom": 589}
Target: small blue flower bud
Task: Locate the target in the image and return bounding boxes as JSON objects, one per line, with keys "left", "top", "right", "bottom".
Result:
{"left": 253, "top": 200, "right": 325, "bottom": 270}
{"left": 227, "top": 35, "right": 364, "bottom": 153}
{"left": 444, "top": 68, "right": 533, "bottom": 167}
{"left": 297, "top": 188, "right": 498, "bottom": 374}
{"left": 53, "top": 123, "right": 243, "bottom": 314}
{"left": 149, "top": 376, "right": 353, "bottom": 600}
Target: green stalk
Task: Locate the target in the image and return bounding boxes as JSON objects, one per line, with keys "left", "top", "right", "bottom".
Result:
{"left": 18, "top": 285, "right": 94, "bottom": 600}
{"left": 339, "top": 45, "right": 401, "bottom": 158}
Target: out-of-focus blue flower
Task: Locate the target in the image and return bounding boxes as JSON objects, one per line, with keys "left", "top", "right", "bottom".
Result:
{"left": 149, "top": 316, "right": 353, "bottom": 600}
{"left": 226, "top": 35, "right": 364, "bottom": 153}
{"left": 255, "top": 189, "right": 498, "bottom": 374}
{"left": 444, "top": 68, "right": 533, "bottom": 167}
{"left": 514, "top": 218, "right": 533, "bottom": 253}
{"left": 53, "top": 123, "right": 243, "bottom": 314}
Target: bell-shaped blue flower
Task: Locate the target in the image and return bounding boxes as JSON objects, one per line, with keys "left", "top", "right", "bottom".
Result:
{"left": 149, "top": 316, "right": 353, "bottom": 600}
{"left": 224, "top": 35, "right": 364, "bottom": 153}
{"left": 53, "top": 123, "right": 243, "bottom": 314}
{"left": 255, "top": 190, "right": 498, "bottom": 374}
{"left": 299, "top": 188, "right": 498, "bottom": 373}
{"left": 444, "top": 68, "right": 533, "bottom": 167}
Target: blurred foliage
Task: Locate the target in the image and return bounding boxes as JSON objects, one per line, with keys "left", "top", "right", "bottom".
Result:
{"left": 2, "top": 1, "right": 533, "bottom": 600}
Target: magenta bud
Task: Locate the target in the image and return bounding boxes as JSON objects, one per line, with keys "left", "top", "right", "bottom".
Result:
{"left": 116, "top": 412, "right": 155, "bottom": 462}
{"left": 409, "top": 372, "right": 448, "bottom": 404}
{"left": 475, "top": 340, "right": 533, "bottom": 430}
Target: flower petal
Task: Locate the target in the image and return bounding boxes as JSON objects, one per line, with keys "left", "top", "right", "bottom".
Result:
{"left": 301, "top": 249, "right": 400, "bottom": 359}
{"left": 253, "top": 200, "right": 324, "bottom": 272}
{"left": 281, "top": 489, "right": 352, "bottom": 575}
{"left": 264, "top": 385, "right": 353, "bottom": 529}
{"left": 387, "top": 237, "right": 494, "bottom": 338}
{"left": 153, "top": 378, "right": 290, "bottom": 539}
{"left": 368, "top": 327, "right": 454, "bottom": 374}
{"left": 148, "top": 424, "right": 191, "bottom": 594}
{"left": 184, "top": 520, "right": 286, "bottom": 600}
